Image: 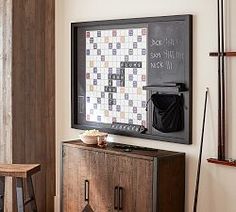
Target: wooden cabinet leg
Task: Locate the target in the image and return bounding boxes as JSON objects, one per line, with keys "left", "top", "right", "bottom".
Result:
{"left": 26, "top": 176, "right": 37, "bottom": 212}
{"left": 16, "top": 178, "right": 25, "bottom": 212}
{"left": 0, "top": 177, "right": 5, "bottom": 212}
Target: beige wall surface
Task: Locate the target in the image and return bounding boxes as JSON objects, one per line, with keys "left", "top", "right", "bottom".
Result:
{"left": 56, "top": 0, "right": 236, "bottom": 211}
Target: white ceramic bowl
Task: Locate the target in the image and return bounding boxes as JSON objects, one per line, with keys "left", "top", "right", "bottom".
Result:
{"left": 80, "top": 133, "right": 107, "bottom": 145}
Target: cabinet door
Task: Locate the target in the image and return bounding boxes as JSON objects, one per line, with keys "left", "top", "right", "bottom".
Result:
{"left": 63, "top": 146, "right": 119, "bottom": 212}
{"left": 62, "top": 146, "right": 90, "bottom": 211}
{"left": 118, "top": 156, "right": 153, "bottom": 212}
{"left": 89, "top": 152, "right": 119, "bottom": 212}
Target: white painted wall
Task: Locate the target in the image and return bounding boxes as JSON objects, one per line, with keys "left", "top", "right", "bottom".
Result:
{"left": 55, "top": 0, "right": 236, "bottom": 211}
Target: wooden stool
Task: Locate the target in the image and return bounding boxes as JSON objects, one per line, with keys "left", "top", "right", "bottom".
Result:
{"left": 0, "top": 164, "right": 40, "bottom": 212}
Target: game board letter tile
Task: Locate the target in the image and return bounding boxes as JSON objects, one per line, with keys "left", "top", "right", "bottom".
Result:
{"left": 93, "top": 79, "right": 97, "bottom": 85}
{"left": 116, "top": 105, "right": 121, "bottom": 112}
{"left": 142, "top": 28, "right": 147, "bottom": 35}
{"left": 101, "top": 55, "right": 105, "bottom": 61}
{"left": 112, "top": 30, "right": 117, "bottom": 37}
{"left": 108, "top": 43, "right": 113, "bottom": 49}
{"left": 129, "top": 100, "right": 133, "bottom": 107}
{"left": 97, "top": 49, "right": 101, "bottom": 55}
{"left": 133, "top": 42, "right": 138, "bottom": 49}
{"left": 128, "top": 119, "right": 133, "bottom": 124}
{"left": 93, "top": 67, "right": 97, "bottom": 73}
{"left": 129, "top": 49, "right": 133, "bottom": 55}
{"left": 141, "top": 101, "right": 146, "bottom": 108}
{"left": 97, "top": 97, "right": 101, "bottom": 104}
{"left": 120, "top": 112, "right": 125, "bottom": 119}
{"left": 116, "top": 42, "right": 121, "bottom": 49}
{"left": 90, "top": 109, "right": 94, "bottom": 115}
{"left": 129, "top": 29, "right": 133, "bottom": 36}
{"left": 101, "top": 92, "right": 105, "bottom": 98}
{"left": 97, "top": 31, "right": 101, "bottom": 37}
{"left": 137, "top": 87, "right": 142, "bottom": 95}
{"left": 120, "top": 62, "right": 125, "bottom": 68}
{"left": 86, "top": 73, "right": 90, "bottom": 79}
{"left": 90, "top": 37, "right": 94, "bottom": 43}
{"left": 112, "top": 49, "right": 117, "bottom": 55}
{"left": 105, "top": 61, "right": 109, "bottom": 68}
{"left": 120, "top": 36, "right": 125, "bottom": 43}
{"left": 112, "top": 99, "right": 116, "bottom": 105}
{"left": 137, "top": 35, "right": 142, "bottom": 42}
{"left": 89, "top": 85, "right": 94, "bottom": 91}
{"left": 108, "top": 79, "right": 113, "bottom": 86}
{"left": 111, "top": 74, "right": 116, "bottom": 80}
{"left": 141, "top": 75, "right": 146, "bottom": 81}
{"left": 120, "top": 68, "right": 125, "bottom": 75}
{"left": 87, "top": 97, "right": 90, "bottom": 103}
{"left": 93, "top": 103, "right": 97, "bottom": 109}
{"left": 105, "top": 36, "right": 109, "bottom": 43}
{"left": 133, "top": 81, "right": 137, "bottom": 88}
{"left": 86, "top": 31, "right": 90, "bottom": 38}
{"left": 104, "top": 110, "right": 109, "bottom": 117}
{"left": 97, "top": 73, "right": 101, "bottom": 79}
{"left": 137, "top": 113, "right": 142, "bottom": 120}
{"left": 137, "top": 62, "right": 142, "bottom": 68}
{"left": 116, "top": 80, "right": 120, "bottom": 87}
{"left": 108, "top": 105, "right": 112, "bottom": 111}
{"left": 93, "top": 43, "right": 97, "bottom": 49}
{"left": 128, "top": 74, "right": 133, "bottom": 81}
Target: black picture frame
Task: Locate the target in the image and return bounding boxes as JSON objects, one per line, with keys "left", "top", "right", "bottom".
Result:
{"left": 71, "top": 14, "right": 193, "bottom": 144}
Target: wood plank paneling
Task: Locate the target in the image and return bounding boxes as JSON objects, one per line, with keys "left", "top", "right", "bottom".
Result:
{"left": 12, "top": 0, "right": 55, "bottom": 211}
{"left": 0, "top": 0, "right": 13, "bottom": 211}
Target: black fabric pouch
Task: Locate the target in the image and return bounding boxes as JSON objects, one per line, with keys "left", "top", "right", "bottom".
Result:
{"left": 151, "top": 93, "right": 184, "bottom": 133}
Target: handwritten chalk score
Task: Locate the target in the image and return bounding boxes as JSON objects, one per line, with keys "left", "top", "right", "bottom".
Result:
{"left": 148, "top": 19, "right": 191, "bottom": 87}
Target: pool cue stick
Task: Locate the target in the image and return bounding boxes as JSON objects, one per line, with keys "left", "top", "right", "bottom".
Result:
{"left": 217, "top": 0, "right": 223, "bottom": 160}
{"left": 193, "top": 88, "right": 209, "bottom": 212}
{"left": 220, "top": 0, "right": 226, "bottom": 160}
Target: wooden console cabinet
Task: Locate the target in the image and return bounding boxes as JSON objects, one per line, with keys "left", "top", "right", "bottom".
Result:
{"left": 61, "top": 141, "right": 185, "bottom": 212}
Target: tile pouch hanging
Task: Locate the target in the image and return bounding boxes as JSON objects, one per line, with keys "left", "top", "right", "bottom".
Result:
{"left": 151, "top": 93, "right": 184, "bottom": 133}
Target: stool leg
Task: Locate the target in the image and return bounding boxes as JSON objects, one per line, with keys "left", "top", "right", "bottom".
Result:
{"left": 16, "top": 178, "right": 25, "bottom": 212}
{"left": 26, "top": 176, "right": 37, "bottom": 212}
{"left": 0, "top": 177, "right": 5, "bottom": 212}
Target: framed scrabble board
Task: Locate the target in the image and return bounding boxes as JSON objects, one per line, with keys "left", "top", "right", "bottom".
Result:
{"left": 71, "top": 15, "right": 193, "bottom": 144}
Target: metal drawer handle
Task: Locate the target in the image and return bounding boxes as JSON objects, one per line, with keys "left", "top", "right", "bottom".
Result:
{"left": 119, "top": 187, "right": 123, "bottom": 210}
{"left": 114, "top": 186, "right": 119, "bottom": 210}
{"left": 85, "top": 180, "right": 89, "bottom": 202}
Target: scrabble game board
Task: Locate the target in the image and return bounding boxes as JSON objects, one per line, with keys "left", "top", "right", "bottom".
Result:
{"left": 85, "top": 28, "right": 147, "bottom": 126}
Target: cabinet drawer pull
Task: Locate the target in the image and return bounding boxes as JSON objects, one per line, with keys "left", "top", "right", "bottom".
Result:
{"left": 85, "top": 180, "right": 89, "bottom": 202}
{"left": 119, "top": 187, "right": 123, "bottom": 210}
{"left": 114, "top": 186, "right": 119, "bottom": 210}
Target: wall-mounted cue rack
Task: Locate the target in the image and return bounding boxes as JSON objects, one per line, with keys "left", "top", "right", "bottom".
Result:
{"left": 71, "top": 15, "right": 193, "bottom": 144}
{"left": 207, "top": 0, "right": 236, "bottom": 167}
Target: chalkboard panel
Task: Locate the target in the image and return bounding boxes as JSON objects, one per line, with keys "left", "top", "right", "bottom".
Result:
{"left": 147, "top": 18, "right": 191, "bottom": 88}
{"left": 71, "top": 15, "right": 193, "bottom": 144}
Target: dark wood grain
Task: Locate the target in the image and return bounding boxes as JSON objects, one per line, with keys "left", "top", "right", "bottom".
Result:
{"left": 0, "top": 164, "right": 40, "bottom": 178}
{"left": 62, "top": 141, "right": 185, "bottom": 212}
{"left": 12, "top": 0, "right": 55, "bottom": 211}
{"left": 209, "top": 52, "right": 236, "bottom": 57}
{"left": 207, "top": 158, "right": 236, "bottom": 167}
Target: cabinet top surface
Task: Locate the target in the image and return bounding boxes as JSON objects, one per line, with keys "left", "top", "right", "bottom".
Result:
{"left": 62, "top": 140, "right": 185, "bottom": 160}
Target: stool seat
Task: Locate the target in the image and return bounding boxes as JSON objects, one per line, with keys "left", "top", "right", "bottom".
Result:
{"left": 0, "top": 164, "right": 40, "bottom": 212}
{"left": 0, "top": 164, "right": 40, "bottom": 178}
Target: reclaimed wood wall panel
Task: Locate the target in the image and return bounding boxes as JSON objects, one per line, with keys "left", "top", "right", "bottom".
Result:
{"left": 12, "top": 0, "right": 55, "bottom": 211}
{"left": 0, "top": 0, "right": 13, "bottom": 211}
